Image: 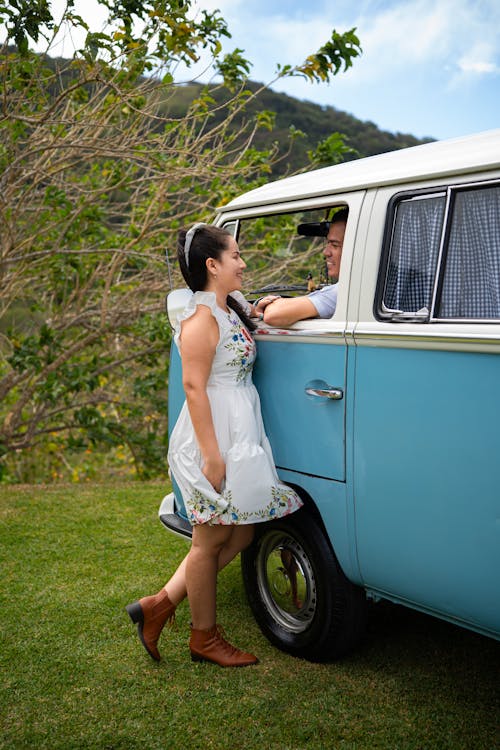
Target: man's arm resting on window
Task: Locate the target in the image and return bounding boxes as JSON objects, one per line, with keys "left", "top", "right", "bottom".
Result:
{"left": 263, "top": 295, "right": 318, "bottom": 327}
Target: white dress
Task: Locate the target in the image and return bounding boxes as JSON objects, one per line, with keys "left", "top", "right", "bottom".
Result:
{"left": 167, "top": 291, "right": 303, "bottom": 525}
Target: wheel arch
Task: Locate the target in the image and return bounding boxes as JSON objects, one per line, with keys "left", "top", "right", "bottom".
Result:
{"left": 277, "top": 480, "right": 344, "bottom": 568}
{"left": 242, "top": 492, "right": 367, "bottom": 661}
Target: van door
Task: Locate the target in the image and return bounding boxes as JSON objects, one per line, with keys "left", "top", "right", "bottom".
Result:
{"left": 253, "top": 331, "right": 347, "bottom": 480}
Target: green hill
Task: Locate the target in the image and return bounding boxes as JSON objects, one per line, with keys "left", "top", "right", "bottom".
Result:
{"left": 166, "top": 79, "right": 434, "bottom": 176}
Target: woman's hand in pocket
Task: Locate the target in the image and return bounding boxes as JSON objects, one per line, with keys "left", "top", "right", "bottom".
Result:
{"left": 202, "top": 454, "right": 226, "bottom": 493}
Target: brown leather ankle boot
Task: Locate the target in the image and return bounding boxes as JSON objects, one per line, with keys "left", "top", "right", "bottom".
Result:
{"left": 189, "top": 625, "right": 258, "bottom": 667}
{"left": 125, "top": 588, "right": 176, "bottom": 661}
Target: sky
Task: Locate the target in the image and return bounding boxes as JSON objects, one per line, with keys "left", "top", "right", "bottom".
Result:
{"left": 21, "top": 0, "right": 500, "bottom": 141}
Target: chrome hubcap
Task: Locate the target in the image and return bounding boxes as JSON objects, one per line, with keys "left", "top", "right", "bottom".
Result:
{"left": 256, "top": 530, "right": 316, "bottom": 633}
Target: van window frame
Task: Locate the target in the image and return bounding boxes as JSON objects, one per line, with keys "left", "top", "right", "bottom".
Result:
{"left": 221, "top": 204, "right": 349, "bottom": 299}
{"left": 375, "top": 179, "right": 500, "bottom": 324}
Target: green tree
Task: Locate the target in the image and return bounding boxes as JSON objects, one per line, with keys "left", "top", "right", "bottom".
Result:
{"left": 0, "top": 1, "right": 361, "bottom": 481}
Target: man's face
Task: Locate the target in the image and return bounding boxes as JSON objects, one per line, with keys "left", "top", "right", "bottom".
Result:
{"left": 323, "top": 221, "right": 345, "bottom": 283}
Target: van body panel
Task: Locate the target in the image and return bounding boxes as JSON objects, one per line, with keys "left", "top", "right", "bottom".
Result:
{"left": 166, "top": 345, "right": 190, "bottom": 521}
{"left": 352, "top": 343, "right": 500, "bottom": 635}
{"left": 167, "top": 343, "right": 184, "bottom": 438}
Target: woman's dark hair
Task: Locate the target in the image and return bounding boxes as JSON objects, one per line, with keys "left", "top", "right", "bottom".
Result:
{"left": 177, "top": 225, "right": 256, "bottom": 331}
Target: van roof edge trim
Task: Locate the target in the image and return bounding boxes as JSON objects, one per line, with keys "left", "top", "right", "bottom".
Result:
{"left": 217, "top": 129, "right": 500, "bottom": 212}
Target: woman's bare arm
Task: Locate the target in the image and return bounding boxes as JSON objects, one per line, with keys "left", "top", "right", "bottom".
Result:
{"left": 180, "top": 306, "right": 225, "bottom": 491}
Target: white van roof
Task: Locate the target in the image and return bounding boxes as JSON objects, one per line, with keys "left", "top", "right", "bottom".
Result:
{"left": 219, "top": 129, "right": 500, "bottom": 211}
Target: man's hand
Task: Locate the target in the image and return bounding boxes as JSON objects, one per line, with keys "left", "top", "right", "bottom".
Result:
{"left": 253, "top": 295, "right": 281, "bottom": 319}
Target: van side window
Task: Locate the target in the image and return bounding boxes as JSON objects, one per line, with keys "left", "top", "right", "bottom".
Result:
{"left": 380, "top": 182, "right": 500, "bottom": 321}
{"left": 383, "top": 195, "right": 445, "bottom": 316}
{"left": 228, "top": 208, "right": 338, "bottom": 299}
{"left": 438, "top": 186, "right": 500, "bottom": 319}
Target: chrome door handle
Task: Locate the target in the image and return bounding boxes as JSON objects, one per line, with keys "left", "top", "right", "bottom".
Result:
{"left": 305, "top": 386, "right": 343, "bottom": 400}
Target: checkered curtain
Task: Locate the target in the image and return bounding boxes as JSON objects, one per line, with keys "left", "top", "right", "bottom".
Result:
{"left": 384, "top": 196, "right": 445, "bottom": 313}
{"left": 439, "top": 186, "right": 500, "bottom": 318}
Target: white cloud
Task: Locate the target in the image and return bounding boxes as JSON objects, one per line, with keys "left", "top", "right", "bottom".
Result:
{"left": 329, "top": 0, "right": 500, "bottom": 82}
{"left": 456, "top": 41, "right": 500, "bottom": 79}
{"left": 359, "top": 2, "right": 451, "bottom": 65}
{"left": 459, "top": 60, "right": 499, "bottom": 75}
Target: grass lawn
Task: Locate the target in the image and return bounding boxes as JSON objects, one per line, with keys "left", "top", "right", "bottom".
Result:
{"left": 1, "top": 482, "right": 498, "bottom": 750}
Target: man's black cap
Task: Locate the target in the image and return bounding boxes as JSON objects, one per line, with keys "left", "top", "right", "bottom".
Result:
{"left": 297, "top": 221, "right": 330, "bottom": 237}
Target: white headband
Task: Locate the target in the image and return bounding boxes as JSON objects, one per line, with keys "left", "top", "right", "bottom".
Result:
{"left": 184, "top": 222, "right": 206, "bottom": 269}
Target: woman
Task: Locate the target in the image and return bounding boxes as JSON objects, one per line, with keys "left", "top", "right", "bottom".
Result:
{"left": 126, "top": 223, "right": 302, "bottom": 667}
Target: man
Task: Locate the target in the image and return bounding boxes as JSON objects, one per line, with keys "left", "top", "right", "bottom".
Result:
{"left": 262, "top": 208, "right": 348, "bottom": 327}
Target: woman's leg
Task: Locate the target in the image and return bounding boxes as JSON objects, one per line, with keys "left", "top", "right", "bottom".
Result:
{"left": 163, "top": 524, "right": 254, "bottom": 606}
{"left": 185, "top": 523, "right": 233, "bottom": 629}
{"left": 218, "top": 524, "right": 254, "bottom": 566}
{"left": 186, "top": 523, "right": 258, "bottom": 666}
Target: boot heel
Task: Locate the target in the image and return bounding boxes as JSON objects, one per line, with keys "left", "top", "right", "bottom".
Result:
{"left": 125, "top": 601, "right": 143, "bottom": 625}
{"left": 126, "top": 591, "right": 176, "bottom": 662}
{"left": 190, "top": 653, "right": 204, "bottom": 663}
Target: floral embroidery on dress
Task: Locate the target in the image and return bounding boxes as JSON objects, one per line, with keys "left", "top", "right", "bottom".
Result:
{"left": 224, "top": 318, "right": 256, "bottom": 382}
{"left": 189, "top": 487, "right": 232, "bottom": 524}
{"left": 229, "top": 486, "right": 301, "bottom": 522}
{"left": 225, "top": 487, "right": 298, "bottom": 524}
{"left": 188, "top": 484, "right": 301, "bottom": 525}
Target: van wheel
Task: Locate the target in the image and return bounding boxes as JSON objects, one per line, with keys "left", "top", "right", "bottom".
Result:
{"left": 241, "top": 509, "right": 366, "bottom": 661}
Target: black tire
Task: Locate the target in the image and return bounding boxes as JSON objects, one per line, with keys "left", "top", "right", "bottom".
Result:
{"left": 241, "top": 508, "right": 366, "bottom": 661}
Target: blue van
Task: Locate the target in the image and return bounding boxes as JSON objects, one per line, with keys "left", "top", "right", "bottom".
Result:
{"left": 160, "top": 129, "right": 500, "bottom": 660}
